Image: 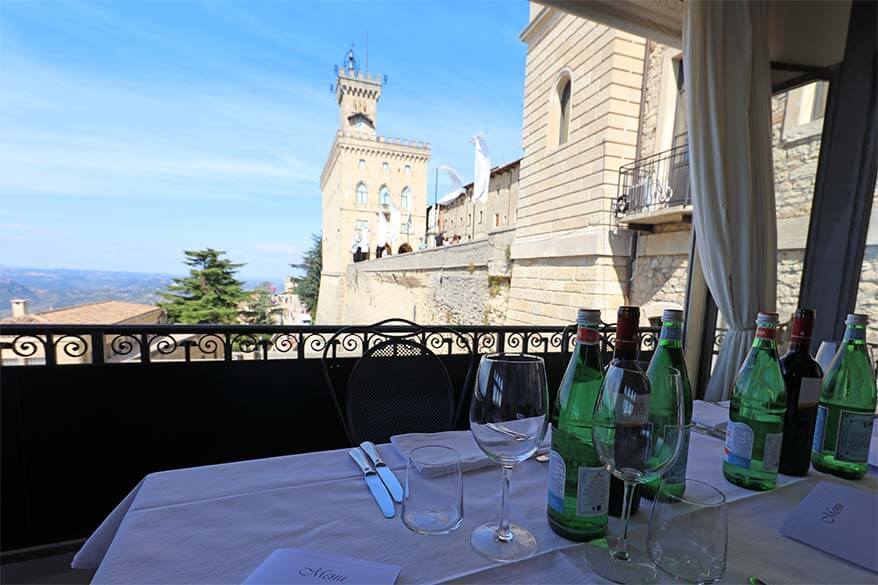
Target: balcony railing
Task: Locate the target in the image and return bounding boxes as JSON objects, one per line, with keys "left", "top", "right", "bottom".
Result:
{"left": 0, "top": 323, "right": 659, "bottom": 366}
{"left": 616, "top": 145, "right": 691, "bottom": 222}
{"left": 1, "top": 322, "right": 659, "bottom": 552}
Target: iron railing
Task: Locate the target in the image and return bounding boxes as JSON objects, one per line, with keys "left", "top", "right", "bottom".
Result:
{"left": 616, "top": 145, "right": 691, "bottom": 218}
{"left": 0, "top": 323, "right": 660, "bottom": 366}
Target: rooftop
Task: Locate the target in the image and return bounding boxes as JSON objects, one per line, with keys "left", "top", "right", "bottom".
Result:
{"left": 1, "top": 300, "right": 164, "bottom": 325}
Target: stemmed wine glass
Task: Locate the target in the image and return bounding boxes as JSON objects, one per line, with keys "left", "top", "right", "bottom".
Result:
{"left": 585, "top": 361, "right": 685, "bottom": 584}
{"left": 469, "top": 353, "right": 549, "bottom": 562}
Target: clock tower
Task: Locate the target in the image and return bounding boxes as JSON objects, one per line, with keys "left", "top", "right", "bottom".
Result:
{"left": 336, "top": 48, "right": 381, "bottom": 136}
{"left": 315, "top": 48, "right": 431, "bottom": 324}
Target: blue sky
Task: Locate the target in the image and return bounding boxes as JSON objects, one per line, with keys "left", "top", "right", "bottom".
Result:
{"left": 0, "top": 0, "right": 528, "bottom": 282}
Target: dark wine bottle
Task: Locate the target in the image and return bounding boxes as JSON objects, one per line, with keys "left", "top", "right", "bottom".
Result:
{"left": 607, "top": 306, "right": 641, "bottom": 517}
{"left": 779, "top": 309, "right": 823, "bottom": 476}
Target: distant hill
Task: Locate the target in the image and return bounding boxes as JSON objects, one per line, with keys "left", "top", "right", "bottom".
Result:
{"left": 0, "top": 266, "right": 286, "bottom": 317}
{"left": 0, "top": 266, "right": 175, "bottom": 316}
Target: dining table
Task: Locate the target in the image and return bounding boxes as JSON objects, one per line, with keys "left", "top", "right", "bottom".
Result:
{"left": 72, "top": 401, "right": 878, "bottom": 584}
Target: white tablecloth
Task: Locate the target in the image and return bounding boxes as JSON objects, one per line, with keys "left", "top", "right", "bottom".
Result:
{"left": 73, "top": 403, "right": 877, "bottom": 584}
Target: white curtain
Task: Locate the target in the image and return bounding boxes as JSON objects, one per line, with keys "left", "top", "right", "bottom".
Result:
{"left": 684, "top": 1, "right": 777, "bottom": 401}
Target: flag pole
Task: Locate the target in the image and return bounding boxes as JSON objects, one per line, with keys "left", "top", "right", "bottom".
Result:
{"left": 433, "top": 165, "right": 439, "bottom": 238}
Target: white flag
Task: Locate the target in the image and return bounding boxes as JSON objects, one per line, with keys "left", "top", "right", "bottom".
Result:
{"left": 470, "top": 132, "right": 490, "bottom": 203}
{"left": 375, "top": 210, "right": 387, "bottom": 248}
{"left": 437, "top": 164, "right": 465, "bottom": 206}
{"left": 388, "top": 203, "right": 401, "bottom": 245}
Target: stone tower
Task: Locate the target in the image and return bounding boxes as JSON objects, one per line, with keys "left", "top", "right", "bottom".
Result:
{"left": 315, "top": 49, "right": 431, "bottom": 324}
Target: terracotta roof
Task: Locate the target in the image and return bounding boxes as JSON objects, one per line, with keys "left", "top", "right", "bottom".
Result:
{"left": 1, "top": 301, "right": 164, "bottom": 325}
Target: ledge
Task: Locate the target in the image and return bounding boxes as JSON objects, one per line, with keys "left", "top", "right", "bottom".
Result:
{"left": 350, "top": 227, "right": 515, "bottom": 274}
{"left": 510, "top": 225, "right": 632, "bottom": 260}
{"left": 617, "top": 203, "right": 692, "bottom": 228}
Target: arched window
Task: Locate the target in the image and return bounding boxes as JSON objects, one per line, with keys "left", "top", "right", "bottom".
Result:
{"left": 382, "top": 162, "right": 390, "bottom": 173}
{"left": 558, "top": 77, "right": 571, "bottom": 145}
{"left": 400, "top": 187, "right": 411, "bottom": 209}
{"left": 356, "top": 182, "right": 368, "bottom": 204}
{"left": 358, "top": 159, "right": 366, "bottom": 170}
{"left": 379, "top": 185, "right": 390, "bottom": 205}
{"left": 549, "top": 71, "right": 573, "bottom": 148}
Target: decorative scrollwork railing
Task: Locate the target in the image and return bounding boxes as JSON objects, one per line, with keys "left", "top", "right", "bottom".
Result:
{"left": 616, "top": 144, "right": 690, "bottom": 219}
{"left": 0, "top": 323, "right": 660, "bottom": 366}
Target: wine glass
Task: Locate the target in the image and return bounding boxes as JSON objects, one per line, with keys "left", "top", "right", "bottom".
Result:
{"left": 469, "top": 353, "right": 549, "bottom": 562}
{"left": 585, "top": 361, "right": 685, "bottom": 584}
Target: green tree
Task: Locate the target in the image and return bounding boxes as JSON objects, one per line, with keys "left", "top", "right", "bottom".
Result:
{"left": 159, "top": 248, "right": 246, "bottom": 324}
{"left": 241, "top": 282, "right": 280, "bottom": 325}
{"left": 291, "top": 234, "right": 322, "bottom": 317}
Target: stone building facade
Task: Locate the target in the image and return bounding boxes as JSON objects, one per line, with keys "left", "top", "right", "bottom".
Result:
{"left": 628, "top": 40, "right": 877, "bottom": 339}
{"left": 432, "top": 160, "right": 520, "bottom": 244}
{"left": 318, "top": 8, "right": 876, "bottom": 344}
{"left": 505, "top": 5, "right": 646, "bottom": 325}
{"left": 316, "top": 54, "right": 431, "bottom": 324}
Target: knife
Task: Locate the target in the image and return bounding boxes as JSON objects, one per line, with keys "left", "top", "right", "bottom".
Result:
{"left": 348, "top": 448, "right": 395, "bottom": 518}
{"left": 360, "top": 441, "right": 404, "bottom": 503}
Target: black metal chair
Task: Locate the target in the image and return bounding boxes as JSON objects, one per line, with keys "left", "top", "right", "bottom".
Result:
{"left": 320, "top": 318, "right": 476, "bottom": 445}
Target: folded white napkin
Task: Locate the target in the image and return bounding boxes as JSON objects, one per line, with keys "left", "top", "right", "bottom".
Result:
{"left": 692, "top": 400, "right": 730, "bottom": 432}
{"left": 390, "top": 428, "right": 551, "bottom": 477}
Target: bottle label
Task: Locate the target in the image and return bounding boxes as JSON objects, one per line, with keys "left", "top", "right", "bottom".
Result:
{"left": 812, "top": 404, "right": 828, "bottom": 452}
{"left": 763, "top": 432, "right": 783, "bottom": 473}
{"left": 843, "top": 327, "right": 867, "bottom": 342}
{"left": 724, "top": 421, "right": 754, "bottom": 469}
{"left": 659, "top": 325, "right": 682, "bottom": 342}
{"left": 576, "top": 467, "right": 610, "bottom": 517}
{"left": 547, "top": 450, "right": 566, "bottom": 513}
{"left": 755, "top": 326, "right": 776, "bottom": 341}
{"left": 836, "top": 410, "right": 874, "bottom": 463}
{"left": 577, "top": 327, "right": 600, "bottom": 345}
{"left": 798, "top": 377, "right": 821, "bottom": 407}
{"left": 664, "top": 425, "right": 690, "bottom": 484}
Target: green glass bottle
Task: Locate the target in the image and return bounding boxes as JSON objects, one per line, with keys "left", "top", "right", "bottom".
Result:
{"left": 811, "top": 314, "right": 877, "bottom": 480}
{"left": 723, "top": 312, "right": 787, "bottom": 491}
{"left": 547, "top": 309, "right": 609, "bottom": 541}
{"left": 643, "top": 309, "right": 693, "bottom": 499}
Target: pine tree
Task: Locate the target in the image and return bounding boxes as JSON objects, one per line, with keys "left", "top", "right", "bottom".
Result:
{"left": 291, "top": 234, "right": 322, "bottom": 318}
{"left": 159, "top": 248, "right": 246, "bottom": 324}
{"left": 241, "top": 282, "right": 280, "bottom": 325}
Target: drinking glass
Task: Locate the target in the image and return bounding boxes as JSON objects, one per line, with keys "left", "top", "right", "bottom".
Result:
{"left": 402, "top": 446, "right": 464, "bottom": 535}
{"left": 585, "top": 361, "right": 685, "bottom": 584}
{"left": 469, "top": 353, "right": 549, "bottom": 562}
{"left": 647, "top": 479, "right": 727, "bottom": 584}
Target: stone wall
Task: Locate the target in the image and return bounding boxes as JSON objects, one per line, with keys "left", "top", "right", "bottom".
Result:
{"left": 507, "top": 254, "right": 629, "bottom": 325}
{"left": 340, "top": 228, "right": 514, "bottom": 325}
{"left": 856, "top": 244, "right": 878, "bottom": 344}
{"left": 636, "top": 41, "right": 665, "bottom": 160}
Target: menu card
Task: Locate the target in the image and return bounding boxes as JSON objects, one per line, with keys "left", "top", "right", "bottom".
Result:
{"left": 243, "top": 549, "right": 401, "bottom": 584}
{"left": 781, "top": 481, "right": 878, "bottom": 572}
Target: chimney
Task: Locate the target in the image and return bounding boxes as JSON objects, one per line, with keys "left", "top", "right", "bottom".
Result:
{"left": 11, "top": 299, "right": 28, "bottom": 318}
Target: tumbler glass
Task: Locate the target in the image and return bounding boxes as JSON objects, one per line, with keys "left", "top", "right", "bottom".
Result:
{"left": 402, "top": 445, "right": 464, "bottom": 535}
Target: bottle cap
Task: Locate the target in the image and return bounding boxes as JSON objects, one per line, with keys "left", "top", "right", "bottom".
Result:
{"left": 576, "top": 309, "right": 602, "bottom": 326}
{"left": 846, "top": 314, "right": 869, "bottom": 326}
{"left": 756, "top": 312, "right": 779, "bottom": 325}
{"left": 616, "top": 306, "right": 640, "bottom": 346}
{"left": 662, "top": 309, "right": 683, "bottom": 322}
{"left": 791, "top": 308, "right": 816, "bottom": 341}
